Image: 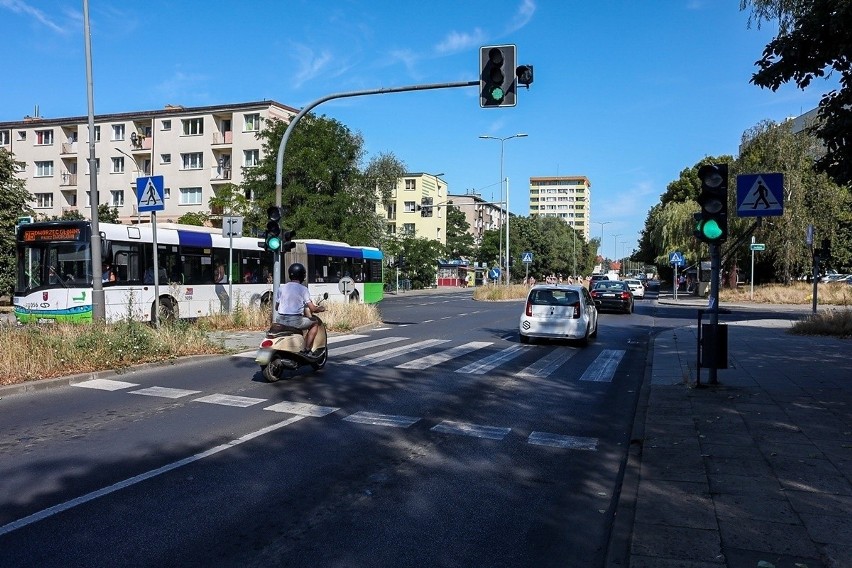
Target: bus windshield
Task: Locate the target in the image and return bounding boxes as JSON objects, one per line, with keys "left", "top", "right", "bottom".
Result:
{"left": 16, "top": 240, "right": 94, "bottom": 292}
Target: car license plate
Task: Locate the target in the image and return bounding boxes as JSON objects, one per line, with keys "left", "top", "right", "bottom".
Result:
{"left": 603, "top": 293, "right": 616, "bottom": 297}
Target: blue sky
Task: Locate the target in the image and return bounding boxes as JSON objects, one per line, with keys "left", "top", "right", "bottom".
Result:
{"left": 1, "top": 0, "right": 835, "bottom": 260}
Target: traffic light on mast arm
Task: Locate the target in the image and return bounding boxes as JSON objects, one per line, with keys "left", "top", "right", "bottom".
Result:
{"left": 694, "top": 164, "right": 729, "bottom": 244}
{"left": 281, "top": 229, "right": 296, "bottom": 252}
{"left": 264, "top": 205, "right": 283, "bottom": 251}
{"left": 480, "top": 45, "right": 517, "bottom": 108}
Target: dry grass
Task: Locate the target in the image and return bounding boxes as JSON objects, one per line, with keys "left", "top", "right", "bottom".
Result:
{"left": 1, "top": 301, "right": 383, "bottom": 387}
{"left": 719, "top": 282, "right": 852, "bottom": 305}
{"left": 472, "top": 284, "right": 529, "bottom": 301}
{"left": 790, "top": 309, "right": 852, "bottom": 338}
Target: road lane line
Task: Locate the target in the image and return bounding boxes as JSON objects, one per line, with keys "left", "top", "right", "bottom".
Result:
{"left": 517, "top": 348, "right": 580, "bottom": 379}
{"left": 455, "top": 344, "right": 530, "bottom": 374}
{"left": 343, "top": 339, "right": 449, "bottom": 366}
{"left": 0, "top": 415, "right": 306, "bottom": 537}
{"left": 396, "top": 341, "right": 492, "bottom": 370}
{"left": 332, "top": 336, "right": 408, "bottom": 356}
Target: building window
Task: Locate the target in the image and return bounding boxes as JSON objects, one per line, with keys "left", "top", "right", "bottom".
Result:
{"left": 14, "top": 161, "right": 25, "bottom": 172}
{"left": 17, "top": 130, "right": 26, "bottom": 141}
{"left": 160, "top": 153, "right": 171, "bottom": 165}
{"left": 35, "top": 130, "right": 54, "bottom": 145}
{"left": 86, "top": 125, "right": 100, "bottom": 142}
{"left": 110, "top": 190, "right": 125, "bottom": 207}
{"left": 111, "top": 124, "right": 125, "bottom": 141}
{"left": 402, "top": 223, "right": 416, "bottom": 235}
{"left": 35, "top": 193, "right": 54, "bottom": 208}
{"left": 0, "top": 130, "right": 9, "bottom": 145}
{"left": 404, "top": 201, "right": 417, "bottom": 213}
{"left": 111, "top": 156, "right": 124, "bottom": 173}
{"left": 181, "top": 152, "right": 203, "bottom": 170}
{"left": 164, "top": 187, "right": 171, "bottom": 200}
{"left": 244, "top": 149, "right": 259, "bottom": 167}
{"left": 405, "top": 179, "right": 416, "bottom": 190}
{"left": 179, "top": 187, "right": 202, "bottom": 205}
{"left": 35, "top": 161, "right": 54, "bottom": 177}
{"left": 161, "top": 120, "right": 171, "bottom": 131}
{"left": 182, "top": 118, "right": 204, "bottom": 136}
{"left": 244, "top": 113, "right": 261, "bottom": 131}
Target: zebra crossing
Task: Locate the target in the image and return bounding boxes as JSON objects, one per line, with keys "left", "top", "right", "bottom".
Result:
{"left": 234, "top": 332, "right": 626, "bottom": 383}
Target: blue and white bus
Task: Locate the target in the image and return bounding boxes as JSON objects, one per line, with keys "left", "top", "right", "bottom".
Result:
{"left": 13, "top": 220, "right": 383, "bottom": 324}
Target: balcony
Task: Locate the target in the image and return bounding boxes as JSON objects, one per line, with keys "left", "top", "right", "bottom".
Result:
{"left": 61, "top": 142, "right": 78, "bottom": 154}
{"left": 60, "top": 173, "right": 78, "bottom": 187}
{"left": 210, "top": 167, "right": 232, "bottom": 183}
{"left": 212, "top": 131, "right": 233, "bottom": 145}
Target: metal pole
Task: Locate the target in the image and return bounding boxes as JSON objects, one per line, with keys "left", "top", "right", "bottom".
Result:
{"left": 708, "top": 243, "right": 721, "bottom": 385}
{"left": 505, "top": 176, "right": 510, "bottom": 285}
{"left": 812, "top": 248, "right": 819, "bottom": 314}
{"left": 151, "top": 211, "right": 160, "bottom": 328}
{"left": 273, "top": 80, "right": 479, "bottom": 321}
{"left": 83, "top": 0, "right": 104, "bottom": 321}
{"left": 750, "top": 236, "right": 755, "bottom": 301}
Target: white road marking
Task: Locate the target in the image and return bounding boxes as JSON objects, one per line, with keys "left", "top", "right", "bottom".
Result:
{"left": 455, "top": 344, "right": 530, "bottom": 374}
{"left": 72, "top": 379, "right": 138, "bottom": 391}
{"left": 528, "top": 432, "right": 598, "bottom": 450}
{"left": 431, "top": 420, "right": 511, "bottom": 440}
{"left": 0, "top": 415, "right": 306, "bottom": 538}
{"left": 517, "top": 348, "right": 580, "bottom": 379}
{"left": 343, "top": 339, "right": 449, "bottom": 366}
{"left": 579, "top": 349, "right": 625, "bottom": 382}
{"left": 332, "top": 336, "right": 408, "bottom": 356}
{"left": 193, "top": 394, "right": 266, "bottom": 407}
{"left": 130, "top": 387, "right": 201, "bottom": 399}
{"left": 264, "top": 401, "right": 339, "bottom": 417}
{"left": 343, "top": 411, "right": 420, "bottom": 428}
{"left": 396, "top": 341, "right": 492, "bottom": 370}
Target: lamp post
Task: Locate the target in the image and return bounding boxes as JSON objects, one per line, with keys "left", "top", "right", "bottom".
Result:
{"left": 611, "top": 234, "right": 621, "bottom": 270}
{"left": 621, "top": 240, "right": 628, "bottom": 275}
{"left": 116, "top": 148, "right": 141, "bottom": 224}
{"left": 594, "top": 221, "right": 611, "bottom": 269}
{"left": 479, "top": 133, "right": 528, "bottom": 285}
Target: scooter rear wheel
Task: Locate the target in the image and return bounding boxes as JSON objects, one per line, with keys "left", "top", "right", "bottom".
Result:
{"left": 310, "top": 348, "right": 328, "bottom": 370}
{"left": 263, "top": 357, "right": 295, "bottom": 382}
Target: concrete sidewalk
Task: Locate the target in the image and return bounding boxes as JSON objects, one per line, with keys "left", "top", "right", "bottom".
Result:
{"left": 614, "top": 302, "right": 852, "bottom": 567}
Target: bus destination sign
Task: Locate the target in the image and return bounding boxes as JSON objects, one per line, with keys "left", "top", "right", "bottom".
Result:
{"left": 21, "top": 227, "right": 84, "bottom": 243}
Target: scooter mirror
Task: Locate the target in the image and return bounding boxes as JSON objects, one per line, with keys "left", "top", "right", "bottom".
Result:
{"left": 322, "top": 292, "right": 329, "bottom": 300}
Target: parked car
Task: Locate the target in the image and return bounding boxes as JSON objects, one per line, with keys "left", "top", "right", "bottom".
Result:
{"left": 590, "top": 280, "right": 634, "bottom": 314}
{"left": 624, "top": 278, "right": 645, "bottom": 299}
{"left": 519, "top": 284, "right": 598, "bottom": 346}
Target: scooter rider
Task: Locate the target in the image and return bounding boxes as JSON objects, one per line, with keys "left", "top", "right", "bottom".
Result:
{"left": 274, "top": 263, "right": 326, "bottom": 355}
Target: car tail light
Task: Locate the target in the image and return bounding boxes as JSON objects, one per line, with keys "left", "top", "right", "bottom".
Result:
{"left": 260, "top": 339, "right": 273, "bottom": 348}
{"left": 621, "top": 292, "right": 631, "bottom": 300}
{"left": 571, "top": 301, "right": 581, "bottom": 318}
{"left": 590, "top": 290, "right": 600, "bottom": 299}
{"left": 525, "top": 301, "right": 533, "bottom": 316}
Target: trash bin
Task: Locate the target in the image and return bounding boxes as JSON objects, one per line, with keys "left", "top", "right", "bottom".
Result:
{"left": 701, "top": 323, "right": 728, "bottom": 369}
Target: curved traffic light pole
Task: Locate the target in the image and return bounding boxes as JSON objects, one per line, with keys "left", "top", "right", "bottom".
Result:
{"left": 270, "top": 80, "right": 478, "bottom": 321}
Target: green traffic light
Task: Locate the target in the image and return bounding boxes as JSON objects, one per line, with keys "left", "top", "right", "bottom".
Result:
{"left": 267, "top": 236, "right": 282, "bottom": 251}
{"left": 698, "top": 219, "right": 723, "bottom": 240}
{"left": 490, "top": 86, "right": 505, "bottom": 101}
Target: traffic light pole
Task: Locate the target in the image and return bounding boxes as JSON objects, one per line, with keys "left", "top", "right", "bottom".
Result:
{"left": 707, "top": 243, "right": 721, "bottom": 385}
{"left": 271, "top": 80, "right": 478, "bottom": 321}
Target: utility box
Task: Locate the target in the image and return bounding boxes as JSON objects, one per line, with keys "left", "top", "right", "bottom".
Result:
{"left": 701, "top": 323, "right": 728, "bottom": 369}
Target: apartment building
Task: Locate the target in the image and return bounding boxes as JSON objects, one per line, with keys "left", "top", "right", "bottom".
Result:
{"left": 444, "top": 191, "right": 504, "bottom": 246}
{"left": 528, "top": 175, "right": 591, "bottom": 240}
{"left": 0, "top": 101, "right": 297, "bottom": 223}
{"left": 377, "top": 172, "right": 449, "bottom": 245}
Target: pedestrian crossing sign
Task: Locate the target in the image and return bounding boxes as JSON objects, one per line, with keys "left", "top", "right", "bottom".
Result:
{"left": 136, "top": 175, "right": 165, "bottom": 212}
{"left": 737, "top": 173, "right": 783, "bottom": 217}
{"left": 521, "top": 252, "right": 533, "bottom": 263}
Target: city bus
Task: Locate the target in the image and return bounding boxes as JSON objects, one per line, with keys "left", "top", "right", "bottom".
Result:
{"left": 13, "top": 220, "right": 383, "bottom": 324}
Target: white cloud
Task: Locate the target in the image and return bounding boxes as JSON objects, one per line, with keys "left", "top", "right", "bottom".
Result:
{"left": 290, "top": 43, "right": 335, "bottom": 89}
{"left": 506, "top": 0, "right": 536, "bottom": 34}
{"left": 0, "top": 0, "right": 66, "bottom": 33}
{"left": 435, "top": 28, "right": 486, "bottom": 55}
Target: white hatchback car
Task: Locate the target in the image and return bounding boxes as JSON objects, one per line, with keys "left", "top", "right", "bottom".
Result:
{"left": 624, "top": 279, "right": 645, "bottom": 299}
{"left": 519, "top": 285, "right": 598, "bottom": 346}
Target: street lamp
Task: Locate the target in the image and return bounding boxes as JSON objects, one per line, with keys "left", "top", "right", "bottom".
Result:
{"left": 594, "top": 221, "right": 611, "bottom": 268}
{"left": 611, "top": 233, "right": 621, "bottom": 267}
{"left": 479, "top": 133, "right": 528, "bottom": 285}
{"left": 116, "top": 148, "right": 142, "bottom": 224}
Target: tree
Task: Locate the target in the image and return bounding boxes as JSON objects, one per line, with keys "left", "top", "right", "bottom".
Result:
{"left": 176, "top": 211, "right": 209, "bottom": 226}
{"left": 396, "top": 234, "right": 443, "bottom": 289}
{"left": 0, "top": 149, "right": 33, "bottom": 296}
{"left": 741, "top": 0, "right": 852, "bottom": 186}
{"left": 444, "top": 204, "right": 475, "bottom": 260}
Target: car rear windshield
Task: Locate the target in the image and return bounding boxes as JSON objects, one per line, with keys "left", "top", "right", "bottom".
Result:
{"left": 529, "top": 289, "right": 580, "bottom": 305}
{"left": 593, "top": 281, "right": 627, "bottom": 291}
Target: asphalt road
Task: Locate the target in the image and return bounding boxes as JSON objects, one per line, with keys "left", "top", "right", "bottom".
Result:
{"left": 0, "top": 291, "right": 658, "bottom": 567}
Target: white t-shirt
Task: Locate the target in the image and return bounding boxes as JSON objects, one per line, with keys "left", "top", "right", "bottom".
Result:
{"left": 276, "top": 281, "right": 311, "bottom": 315}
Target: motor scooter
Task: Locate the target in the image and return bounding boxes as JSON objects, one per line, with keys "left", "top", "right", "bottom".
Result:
{"left": 255, "top": 293, "right": 328, "bottom": 382}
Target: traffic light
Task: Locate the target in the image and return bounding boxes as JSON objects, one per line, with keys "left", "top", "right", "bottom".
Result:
{"left": 516, "top": 64, "right": 534, "bottom": 88}
{"left": 480, "top": 45, "right": 517, "bottom": 108}
{"left": 420, "top": 196, "right": 433, "bottom": 217}
{"left": 282, "top": 229, "right": 296, "bottom": 252}
{"left": 694, "top": 164, "right": 729, "bottom": 244}
{"left": 265, "top": 206, "right": 282, "bottom": 251}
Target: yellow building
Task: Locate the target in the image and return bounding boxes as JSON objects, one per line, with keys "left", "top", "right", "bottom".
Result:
{"left": 377, "top": 172, "right": 448, "bottom": 245}
{"left": 528, "top": 175, "right": 591, "bottom": 240}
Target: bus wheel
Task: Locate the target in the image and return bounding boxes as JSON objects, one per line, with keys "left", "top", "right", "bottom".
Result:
{"left": 349, "top": 290, "right": 360, "bottom": 303}
{"left": 155, "top": 297, "right": 178, "bottom": 323}
{"left": 260, "top": 291, "right": 274, "bottom": 311}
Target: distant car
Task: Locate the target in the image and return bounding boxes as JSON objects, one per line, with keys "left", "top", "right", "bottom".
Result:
{"left": 828, "top": 274, "right": 852, "bottom": 285}
{"left": 624, "top": 278, "right": 646, "bottom": 299}
{"left": 589, "top": 274, "right": 613, "bottom": 285}
{"left": 590, "top": 280, "right": 634, "bottom": 314}
{"left": 519, "top": 284, "right": 598, "bottom": 346}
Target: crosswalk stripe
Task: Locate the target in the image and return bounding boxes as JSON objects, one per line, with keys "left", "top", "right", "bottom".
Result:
{"left": 73, "top": 379, "right": 138, "bottom": 391}
{"left": 130, "top": 387, "right": 201, "bottom": 399}
{"left": 528, "top": 432, "right": 598, "bottom": 450}
{"left": 396, "top": 341, "right": 492, "bottom": 370}
{"left": 455, "top": 344, "right": 531, "bottom": 374}
{"left": 517, "top": 348, "right": 580, "bottom": 378}
{"left": 344, "top": 339, "right": 450, "bottom": 366}
{"left": 331, "top": 336, "right": 408, "bottom": 356}
{"left": 579, "top": 349, "right": 626, "bottom": 382}
{"left": 343, "top": 411, "right": 420, "bottom": 428}
{"left": 264, "top": 401, "right": 339, "bottom": 416}
{"left": 193, "top": 394, "right": 266, "bottom": 407}
{"left": 431, "top": 420, "right": 511, "bottom": 440}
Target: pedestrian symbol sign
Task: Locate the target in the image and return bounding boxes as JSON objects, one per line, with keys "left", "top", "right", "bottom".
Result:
{"left": 669, "top": 251, "right": 684, "bottom": 266}
{"left": 737, "top": 173, "right": 783, "bottom": 217}
{"left": 521, "top": 251, "right": 533, "bottom": 263}
{"left": 136, "top": 175, "right": 165, "bottom": 212}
